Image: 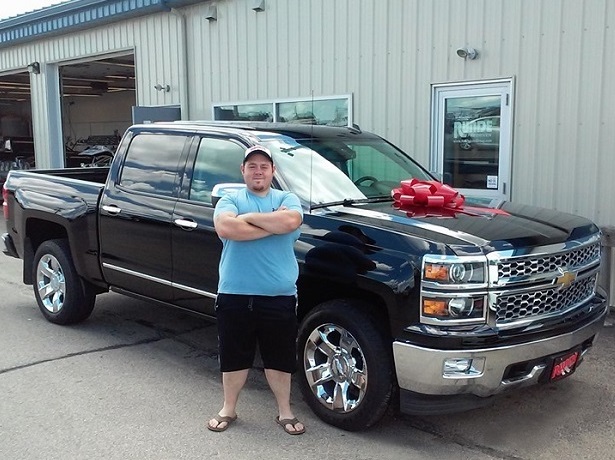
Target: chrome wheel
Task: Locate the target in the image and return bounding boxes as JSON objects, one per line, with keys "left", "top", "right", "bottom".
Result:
{"left": 303, "top": 323, "right": 368, "bottom": 413}
{"left": 36, "top": 253, "right": 66, "bottom": 314}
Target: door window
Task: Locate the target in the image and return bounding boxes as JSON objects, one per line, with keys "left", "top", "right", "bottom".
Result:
{"left": 119, "top": 133, "right": 188, "bottom": 196}
{"left": 432, "top": 81, "right": 512, "bottom": 200}
{"left": 189, "top": 138, "right": 245, "bottom": 204}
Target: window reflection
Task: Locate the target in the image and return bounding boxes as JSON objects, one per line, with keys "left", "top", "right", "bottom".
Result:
{"left": 277, "top": 99, "right": 348, "bottom": 126}
{"left": 260, "top": 134, "right": 432, "bottom": 206}
{"left": 190, "top": 138, "right": 245, "bottom": 204}
{"left": 213, "top": 96, "right": 350, "bottom": 127}
{"left": 120, "top": 134, "right": 187, "bottom": 196}
{"left": 443, "top": 96, "right": 501, "bottom": 190}
{"left": 214, "top": 104, "right": 273, "bottom": 122}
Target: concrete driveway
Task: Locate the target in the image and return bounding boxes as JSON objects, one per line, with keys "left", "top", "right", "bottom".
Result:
{"left": 0, "top": 228, "right": 613, "bottom": 460}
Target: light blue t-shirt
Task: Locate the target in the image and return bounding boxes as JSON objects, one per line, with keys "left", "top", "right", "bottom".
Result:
{"left": 214, "top": 188, "right": 303, "bottom": 296}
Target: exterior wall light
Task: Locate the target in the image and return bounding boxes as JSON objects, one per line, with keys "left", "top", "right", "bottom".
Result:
{"left": 456, "top": 47, "right": 478, "bottom": 60}
{"left": 27, "top": 62, "right": 40, "bottom": 74}
{"left": 251, "top": 0, "right": 265, "bottom": 11}
{"left": 154, "top": 84, "right": 170, "bottom": 92}
{"left": 205, "top": 4, "right": 217, "bottom": 21}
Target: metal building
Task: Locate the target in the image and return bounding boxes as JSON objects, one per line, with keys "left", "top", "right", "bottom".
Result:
{"left": 0, "top": 0, "right": 613, "bottom": 232}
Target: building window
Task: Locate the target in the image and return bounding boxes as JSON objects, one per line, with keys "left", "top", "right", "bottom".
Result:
{"left": 214, "top": 103, "right": 273, "bottom": 122}
{"left": 213, "top": 95, "right": 352, "bottom": 127}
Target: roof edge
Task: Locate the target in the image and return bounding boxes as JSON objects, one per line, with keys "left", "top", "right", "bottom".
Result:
{"left": 0, "top": 0, "right": 203, "bottom": 48}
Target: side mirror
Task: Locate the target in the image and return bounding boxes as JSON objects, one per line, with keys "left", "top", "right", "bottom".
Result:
{"left": 211, "top": 183, "right": 246, "bottom": 206}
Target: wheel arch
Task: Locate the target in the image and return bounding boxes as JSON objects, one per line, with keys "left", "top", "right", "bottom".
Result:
{"left": 297, "top": 275, "right": 393, "bottom": 340}
{"left": 23, "top": 218, "right": 68, "bottom": 285}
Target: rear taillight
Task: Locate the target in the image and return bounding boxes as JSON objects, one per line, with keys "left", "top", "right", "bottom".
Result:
{"left": 2, "top": 185, "right": 9, "bottom": 219}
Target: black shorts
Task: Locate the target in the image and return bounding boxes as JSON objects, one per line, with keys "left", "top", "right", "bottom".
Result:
{"left": 215, "top": 293, "right": 298, "bottom": 373}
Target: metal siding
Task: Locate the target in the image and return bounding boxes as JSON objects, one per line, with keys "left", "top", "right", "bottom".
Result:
{"left": 1, "top": 0, "right": 615, "bottom": 226}
{"left": 598, "top": 0, "right": 615, "bottom": 226}
{"left": 1, "top": 10, "right": 184, "bottom": 161}
{"left": 187, "top": 0, "right": 615, "bottom": 227}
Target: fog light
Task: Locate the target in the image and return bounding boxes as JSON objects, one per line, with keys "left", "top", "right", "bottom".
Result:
{"left": 443, "top": 357, "right": 485, "bottom": 378}
{"left": 444, "top": 358, "right": 472, "bottom": 373}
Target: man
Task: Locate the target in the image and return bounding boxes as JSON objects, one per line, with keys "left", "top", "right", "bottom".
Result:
{"left": 208, "top": 145, "right": 305, "bottom": 435}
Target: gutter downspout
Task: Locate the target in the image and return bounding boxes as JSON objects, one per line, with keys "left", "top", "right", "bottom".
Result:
{"left": 171, "top": 7, "right": 190, "bottom": 120}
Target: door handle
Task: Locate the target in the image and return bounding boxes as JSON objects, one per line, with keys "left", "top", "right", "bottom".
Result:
{"left": 102, "top": 204, "right": 121, "bottom": 215}
{"left": 174, "top": 218, "right": 198, "bottom": 230}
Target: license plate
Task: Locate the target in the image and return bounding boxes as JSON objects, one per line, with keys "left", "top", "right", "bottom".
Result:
{"left": 550, "top": 349, "right": 580, "bottom": 382}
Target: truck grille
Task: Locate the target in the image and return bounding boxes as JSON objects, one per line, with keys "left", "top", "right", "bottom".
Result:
{"left": 492, "top": 238, "right": 601, "bottom": 327}
{"left": 497, "top": 242, "right": 600, "bottom": 281}
{"left": 495, "top": 273, "right": 598, "bottom": 323}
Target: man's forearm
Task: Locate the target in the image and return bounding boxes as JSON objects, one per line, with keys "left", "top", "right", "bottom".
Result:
{"left": 241, "top": 210, "right": 302, "bottom": 234}
{"left": 215, "top": 214, "right": 272, "bottom": 241}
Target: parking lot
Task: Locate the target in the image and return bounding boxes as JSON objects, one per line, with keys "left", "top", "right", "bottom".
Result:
{"left": 0, "top": 220, "right": 614, "bottom": 460}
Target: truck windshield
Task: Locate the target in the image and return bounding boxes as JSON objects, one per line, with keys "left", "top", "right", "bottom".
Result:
{"left": 260, "top": 134, "right": 433, "bottom": 208}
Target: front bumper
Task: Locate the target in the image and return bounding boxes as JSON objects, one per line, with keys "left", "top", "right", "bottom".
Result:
{"left": 393, "top": 300, "right": 608, "bottom": 398}
{"left": 2, "top": 232, "right": 18, "bottom": 258}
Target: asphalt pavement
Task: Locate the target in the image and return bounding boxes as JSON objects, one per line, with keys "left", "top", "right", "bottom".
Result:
{"left": 0, "top": 220, "right": 614, "bottom": 460}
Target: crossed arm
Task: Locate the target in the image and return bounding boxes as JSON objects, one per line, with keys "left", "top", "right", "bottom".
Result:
{"left": 214, "top": 208, "right": 302, "bottom": 241}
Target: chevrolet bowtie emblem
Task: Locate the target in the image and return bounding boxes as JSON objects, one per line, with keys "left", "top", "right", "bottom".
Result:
{"left": 555, "top": 268, "right": 576, "bottom": 289}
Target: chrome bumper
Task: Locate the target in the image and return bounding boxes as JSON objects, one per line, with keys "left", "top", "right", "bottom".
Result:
{"left": 393, "top": 303, "right": 608, "bottom": 397}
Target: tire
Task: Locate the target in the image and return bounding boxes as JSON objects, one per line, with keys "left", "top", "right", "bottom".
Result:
{"left": 32, "top": 239, "right": 96, "bottom": 325}
{"left": 297, "top": 299, "right": 394, "bottom": 431}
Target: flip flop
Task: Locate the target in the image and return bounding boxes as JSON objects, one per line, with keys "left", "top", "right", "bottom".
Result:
{"left": 275, "top": 416, "right": 306, "bottom": 435}
{"left": 207, "top": 414, "right": 237, "bottom": 432}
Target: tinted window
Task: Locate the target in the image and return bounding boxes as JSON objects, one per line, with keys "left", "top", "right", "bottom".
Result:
{"left": 189, "top": 138, "right": 245, "bottom": 204}
{"left": 119, "top": 133, "right": 187, "bottom": 196}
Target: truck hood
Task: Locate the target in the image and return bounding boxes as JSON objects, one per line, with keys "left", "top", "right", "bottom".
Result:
{"left": 317, "top": 199, "right": 599, "bottom": 252}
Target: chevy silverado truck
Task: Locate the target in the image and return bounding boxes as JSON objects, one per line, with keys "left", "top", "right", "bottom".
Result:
{"left": 2, "top": 122, "right": 608, "bottom": 431}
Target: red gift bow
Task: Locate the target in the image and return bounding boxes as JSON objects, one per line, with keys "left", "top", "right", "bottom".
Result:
{"left": 391, "top": 179, "right": 465, "bottom": 216}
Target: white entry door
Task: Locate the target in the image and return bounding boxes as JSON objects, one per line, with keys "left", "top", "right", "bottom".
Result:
{"left": 431, "top": 80, "right": 513, "bottom": 201}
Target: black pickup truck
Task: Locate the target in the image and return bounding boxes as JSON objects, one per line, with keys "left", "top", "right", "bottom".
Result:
{"left": 1, "top": 122, "right": 608, "bottom": 431}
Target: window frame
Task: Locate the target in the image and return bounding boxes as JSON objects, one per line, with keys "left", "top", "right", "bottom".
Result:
{"left": 212, "top": 94, "right": 353, "bottom": 127}
{"left": 186, "top": 136, "right": 247, "bottom": 205}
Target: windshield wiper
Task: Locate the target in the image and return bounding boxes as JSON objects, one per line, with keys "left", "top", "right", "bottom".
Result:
{"left": 310, "top": 196, "right": 392, "bottom": 211}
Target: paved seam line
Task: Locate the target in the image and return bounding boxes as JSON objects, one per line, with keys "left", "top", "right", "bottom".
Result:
{"left": 0, "top": 337, "right": 162, "bottom": 376}
{"left": 406, "top": 419, "right": 527, "bottom": 460}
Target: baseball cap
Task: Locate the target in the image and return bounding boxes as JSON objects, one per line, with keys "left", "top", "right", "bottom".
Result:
{"left": 243, "top": 145, "right": 273, "bottom": 164}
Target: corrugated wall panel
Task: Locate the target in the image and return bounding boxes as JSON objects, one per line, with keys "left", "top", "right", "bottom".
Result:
{"left": 183, "top": 0, "right": 615, "bottom": 226}
{"left": 0, "top": 9, "right": 185, "bottom": 164}
{"left": 575, "top": 0, "right": 611, "bottom": 223}
{"left": 1, "top": 0, "right": 615, "bottom": 226}
{"left": 597, "top": 0, "right": 615, "bottom": 226}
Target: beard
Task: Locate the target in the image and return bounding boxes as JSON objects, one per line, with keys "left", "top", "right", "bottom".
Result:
{"left": 249, "top": 180, "right": 268, "bottom": 193}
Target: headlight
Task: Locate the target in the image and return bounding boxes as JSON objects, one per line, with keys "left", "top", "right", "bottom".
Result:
{"left": 423, "top": 258, "right": 486, "bottom": 285}
{"left": 421, "top": 254, "right": 489, "bottom": 325}
{"left": 421, "top": 295, "right": 485, "bottom": 323}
